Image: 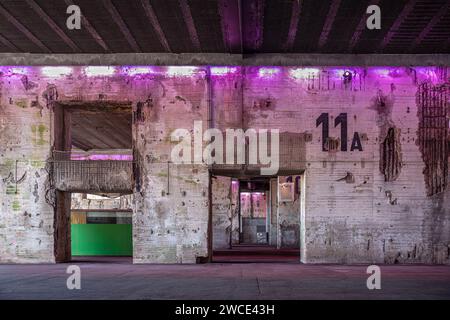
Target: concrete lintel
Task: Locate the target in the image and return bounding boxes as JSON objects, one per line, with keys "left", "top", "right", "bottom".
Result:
{"left": 0, "top": 53, "right": 449, "bottom": 66}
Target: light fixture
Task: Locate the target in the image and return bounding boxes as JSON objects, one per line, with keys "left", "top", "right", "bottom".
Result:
{"left": 210, "top": 66, "right": 238, "bottom": 76}
{"left": 124, "top": 66, "right": 153, "bottom": 76}
{"left": 258, "top": 67, "right": 280, "bottom": 78}
{"left": 41, "top": 66, "right": 72, "bottom": 78}
{"left": 166, "top": 66, "right": 198, "bottom": 77}
{"left": 84, "top": 66, "right": 116, "bottom": 77}
{"left": 343, "top": 70, "right": 352, "bottom": 83}
{"left": 289, "top": 68, "right": 320, "bottom": 79}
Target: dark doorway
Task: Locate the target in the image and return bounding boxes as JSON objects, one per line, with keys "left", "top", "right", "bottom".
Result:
{"left": 211, "top": 176, "right": 301, "bottom": 263}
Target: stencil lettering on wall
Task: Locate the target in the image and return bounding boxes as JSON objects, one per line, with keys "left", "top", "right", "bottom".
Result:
{"left": 316, "top": 113, "right": 363, "bottom": 152}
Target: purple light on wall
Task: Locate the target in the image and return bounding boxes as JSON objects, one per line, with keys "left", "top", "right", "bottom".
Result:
{"left": 289, "top": 67, "right": 320, "bottom": 79}
{"left": 166, "top": 66, "right": 198, "bottom": 77}
{"left": 210, "top": 66, "right": 238, "bottom": 76}
{"left": 332, "top": 69, "right": 351, "bottom": 77}
{"left": 41, "top": 66, "right": 73, "bottom": 78}
{"left": 258, "top": 67, "right": 280, "bottom": 78}
{"left": 84, "top": 66, "right": 116, "bottom": 77}
{"left": 415, "top": 67, "right": 440, "bottom": 83}
{"left": 371, "top": 67, "right": 403, "bottom": 78}
{"left": 122, "top": 66, "right": 154, "bottom": 76}
{"left": 70, "top": 154, "right": 133, "bottom": 161}
{"left": 9, "top": 67, "right": 29, "bottom": 75}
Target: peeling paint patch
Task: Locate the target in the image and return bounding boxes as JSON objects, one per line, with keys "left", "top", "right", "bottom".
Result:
{"left": 12, "top": 200, "right": 21, "bottom": 211}
{"left": 31, "top": 124, "right": 47, "bottom": 146}
{"left": 380, "top": 127, "right": 402, "bottom": 181}
{"left": 21, "top": 75, "right": 38, "bottom": 91}
{"left": 42, "top": 84, "right": 58, "bottom": 107}
{"left": 417, "top": 83, "right": 448, "bottom": 196}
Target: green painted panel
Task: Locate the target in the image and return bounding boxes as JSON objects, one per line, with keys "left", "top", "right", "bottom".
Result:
{"left": 71, "top": 224, "right": 132, "bottom": 256}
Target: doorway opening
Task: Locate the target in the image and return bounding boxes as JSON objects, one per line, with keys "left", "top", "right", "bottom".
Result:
{"left": 52, "top": 102, "right": 134, "bottom": 263}
{"left": 239, "top": 179, "right": 270, "bottom": 245}
{"left": 70, "top": 192, "right": 133, "bottom": 263}
{"left": 211, "top": 174, "right": 303, "bottom": 263}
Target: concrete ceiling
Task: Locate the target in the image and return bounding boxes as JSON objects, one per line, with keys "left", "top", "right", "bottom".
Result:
{"left": 0, "top": 0, "right": 449, "bottom": 54}
{"left": 71, "top": 112, "right": 132, "bottom": 150}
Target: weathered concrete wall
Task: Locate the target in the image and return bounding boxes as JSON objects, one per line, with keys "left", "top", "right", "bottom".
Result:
{"left": 212, "top": 176, "right": 232, "bottom": 249}
{"left": 0, "top": 70, "right": 55, "bottom": 263}
{"left": 132, "top": 69, "right": 210, "bottom": 263}
{"left": 1, "top": 66, "right": 211, "bottom": 264}
{"left": 277, "top": 176, "right": 301, "bottom": 248}
{"left": 0, "top": 65, "right": 448, "bottom": 264}
{"left": 237, "top": 66, "right": 449, "bottom": 264}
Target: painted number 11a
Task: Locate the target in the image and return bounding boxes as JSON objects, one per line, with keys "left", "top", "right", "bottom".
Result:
{"left": 316, "top": 113, "right": 363, "bottom": 152}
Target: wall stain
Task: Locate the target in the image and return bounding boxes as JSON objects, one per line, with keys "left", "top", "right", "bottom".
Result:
{"left": 416, "top": 82, "right": 448, "bottom": 196}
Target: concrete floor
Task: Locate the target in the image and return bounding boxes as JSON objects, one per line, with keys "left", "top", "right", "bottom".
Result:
{"left": 0, "top": 258, "right": 449, "bottom": 300}
{"left": 213, "top": 245, "right": 300, "bottom": 263}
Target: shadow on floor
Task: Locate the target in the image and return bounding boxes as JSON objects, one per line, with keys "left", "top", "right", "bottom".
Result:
{"left": 70, "top": 256, "right": 133, "bottom": 264}
{"left": 213, "top": 245, "right": 300, "bottom": 263}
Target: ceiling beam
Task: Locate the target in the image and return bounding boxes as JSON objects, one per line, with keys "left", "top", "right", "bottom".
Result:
{"left": 140, "top": 0, "right": 171, "bottom": 52}
{"left": 0, "top": 33, "right": 19, "bottom": 52}
{"left": 71, "top": 122, "right": 112, "bottom": 150}
{"left": 443, "top": 37, "right": 450, "bottom": 52}
{"left": 25, "top": 0, "right": 81, "bottom": 52}
{"left": 64, "top": 0, "right": 110, "bottom": 52}
{"left": 348, "top": 0, "right": 380, "bottom": 52}
{"left": 218, "top": 0, "right": 243, "bottom": 53}
{"left": 242, "top": 0, "right": 264, "bottom": 52}
{"left": 1, "top": 53, "right": 449, "bottom": 66}
{"left": 318, "top": 0, "right": 342, "bottom": 49}
{"left": 283, "top": 0, "right": 301, "bottom": 52}
{"left": 178, "top": 0, "right": 201, "bottom": 51}
{"left": 71, "top": 115, "right": 129, "bottom": 149}
{"left": 379, "top": 0, "right": 416, "bottom": 51}
{"left": 102, "top": 0, "right": 141, "bottom": 52}
{"left": 71, "top": 139, "right": 92, "bottom": 152}
{"left": 0, "top": 2, "right": 51, "bottom": 53}
{"left": 409, "top": 0, "right": 450, "bottom": 52}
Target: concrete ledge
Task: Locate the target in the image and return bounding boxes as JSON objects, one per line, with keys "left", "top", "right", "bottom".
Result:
{"left": 0, "top": 53, "right": 449, "bottom": 66}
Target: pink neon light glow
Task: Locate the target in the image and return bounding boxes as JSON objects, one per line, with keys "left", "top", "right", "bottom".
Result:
{"left": 258, "top": 67, "right": 280, "bottom": 78}
{"left": 415, "top": 67, "right": 440, "bottom": 83}
{"left": 371, "top": 68, "right": 404, "bottom": 78}
{"left": 210, "top": 66, "right": 238, "bottom": 76}
{"left": 332, "top": 69, "right": 352, "bottom": 77}
{"left": 70, "top": 154, "right": 133, "bottom": 161}
{"left": 10, "top": 67, "right": 29, "bottom": 75}
{"left": 84, "top": 66, "right": 116, "bottom": 77}
{"left": 123, "top": 66, "right": 154, "bottom": 76}
{"left": 289, "top": 68, "right": 320, "bottom": 79}
{"left": 167, "top": 66, "right": 198, "bottom": 77}
{"left": 41, "top": 66, "right": 72, "bottom": 78}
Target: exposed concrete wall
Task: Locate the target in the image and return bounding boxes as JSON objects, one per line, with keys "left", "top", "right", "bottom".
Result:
{"left": 0, "top": 65, "right": 448, "bottom": 264}
{"left": 132, "top": 70, "right": 210, "bottom": 263}
{"left": 1, "top": 67, "right": 211, "bottom": 264}
{"left": 235, "top": 66, "right": 449, "bottom": 264}
{"left": 0, "top": 71, "right": 55, "bottom": 263}
{"left": 269, "top": 178, "right": 278, "bottom": 246}
{"left": 212, "top": 176, "right": 232, "bottom": 249}
{"left": 277, "top": 176, "right": 301, "bottom": 248}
